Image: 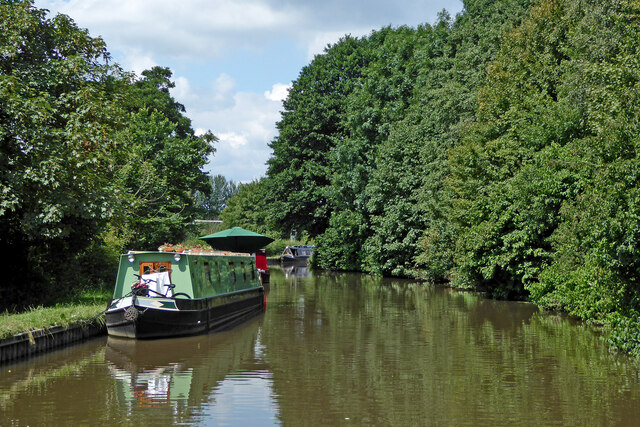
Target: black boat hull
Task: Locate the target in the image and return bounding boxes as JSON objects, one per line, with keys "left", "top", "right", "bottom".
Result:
{"left": 106, "top": 287, "right": 265, "bottom": 339}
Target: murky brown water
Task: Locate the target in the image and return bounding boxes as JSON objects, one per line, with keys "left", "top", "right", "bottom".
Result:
{"left": 2, "top": 266, "right": 640, "bottom": 426}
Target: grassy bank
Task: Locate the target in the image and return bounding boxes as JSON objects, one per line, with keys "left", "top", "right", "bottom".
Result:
{"left": 0, "top": 287, "right": 112, "bottom": 340}
{"left": 0, "top": 305, "right": 107, "bottom": 340}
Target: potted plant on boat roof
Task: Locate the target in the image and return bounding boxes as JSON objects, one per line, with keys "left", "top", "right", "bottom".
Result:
{"left": 158, "top": 243, "right": 174, "bottom": 252}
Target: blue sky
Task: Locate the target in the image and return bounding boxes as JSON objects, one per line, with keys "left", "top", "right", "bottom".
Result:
{"left": 34, "top": 0, "right": 464, "bottom": 182}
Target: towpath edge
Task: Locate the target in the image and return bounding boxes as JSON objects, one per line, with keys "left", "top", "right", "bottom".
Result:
{"left": 0, "top": 319, "right": 106, "bottom": 365}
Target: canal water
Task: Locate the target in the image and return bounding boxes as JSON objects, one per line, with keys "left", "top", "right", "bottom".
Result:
{"left": 2, "top": 266, "right": 640, "bottom": 425}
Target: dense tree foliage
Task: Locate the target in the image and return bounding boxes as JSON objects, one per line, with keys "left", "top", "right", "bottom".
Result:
{"left": 109, "top": 66, "right": 215, "bottom": 250}
{"left": 266, "top": 35, "right": 370, "bottom": 238}
{"left": 220, "top": 179, "right": 272, "bottom": 235}
{"left": 1, "top": 1, "right": 127, "bottom": 306}
{"left": 5, "top": 0, "right": 640, "bottom": 355}
{"left": 224, "top": 0, "right": 640, "bottom": 354}
{"left": 0, "top": 1, "right": 213, "bottom": 308}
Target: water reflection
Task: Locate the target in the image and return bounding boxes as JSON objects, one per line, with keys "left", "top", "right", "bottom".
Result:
{"left": 281, "top": 263, "right": 311, "bottom": 278}
{"left": 105, "top": 318, "right": 279, "bottom": 425}
{"left": 3, "top": 267, "right": 640, "bottom": 425}
{"left": 264, "top": 268, "right": 640, "bottom": 426}
{"left": 107, "top": 341, "right": 193, "bottom": 411}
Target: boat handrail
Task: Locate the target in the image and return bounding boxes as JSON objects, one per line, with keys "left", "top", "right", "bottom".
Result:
{"left": 126, "top": 250, "right": 253, "bottom": 257}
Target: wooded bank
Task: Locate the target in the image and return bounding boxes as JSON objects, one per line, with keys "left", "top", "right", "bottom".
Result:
{"left": 222, "top": 0, "right": 640, "bottom": 356}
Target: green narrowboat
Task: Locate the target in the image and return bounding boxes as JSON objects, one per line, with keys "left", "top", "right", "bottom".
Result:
{"left": 106, "top": 250, "right": 265, "bottom": 339}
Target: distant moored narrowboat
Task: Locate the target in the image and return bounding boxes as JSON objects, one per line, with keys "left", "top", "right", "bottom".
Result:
{"left": 281, "top": 245, "right": 315, "bottom": 263}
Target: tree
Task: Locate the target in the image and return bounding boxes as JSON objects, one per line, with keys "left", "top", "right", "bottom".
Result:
{"left": 0, "top": 0, "right": 129, "bottom": 307}
{"left": 266, "top": 35, "right": 370, "bottom": 238}
{"left": 220, "top": 180, "right": 273, "bottom": 235}
{"left": 316, "top": 25, "right": 436, "bottom": 273}
{"left": 0, "top": 3, "right": 216, "bottom": 308}
{"left": 109, "top": 68, "right": 216, "bottom": 250}
{"left": 194, "top": 174, "right": 239, "bottom": 218}
{"left": 126, "top": 66, "right": 195, "bottom": 138}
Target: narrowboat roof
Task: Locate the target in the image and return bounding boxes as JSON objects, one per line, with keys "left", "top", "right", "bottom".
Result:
{"left": 112, "top": 250, "right": 261, "bottom": 300}
{"left": 126, "top": 250, "right": 254, "bottom": 257}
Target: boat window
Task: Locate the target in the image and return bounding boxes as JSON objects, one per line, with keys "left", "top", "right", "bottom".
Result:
{"left": 139, "top": 262, "right": 171, "bottom": 279}
{"left": 241, "top": 262, "right": 247, "bottom": 281}
{"left": 228, "top": 262, "right": 236, "bottom": 283}
{"left": 203, "top": 262, "right": 212, "bottom": 288}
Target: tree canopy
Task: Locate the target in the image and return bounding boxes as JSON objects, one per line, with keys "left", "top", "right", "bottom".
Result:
{"left": 0, "top": 1, "right": 214, "bottom": 308}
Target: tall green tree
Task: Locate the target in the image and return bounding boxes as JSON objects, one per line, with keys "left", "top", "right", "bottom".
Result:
{"left": 526, "top": 0, "right": 640, "bottom": 354}
{"left": 111, "top": 122, "right": 214, "bottom": 250}
{"left": 0, "top": 3, "right": 216, "bottom": 308}
{"left": 316, "top": 25, "right": 437, "bottom": 272}
{"left": 445, "top": 0, "right": 582, "bottom": 298}
{"left": 315, "top": 1, "right": 533, "bottom": 277}
{"left": 109, "top": 67, "right": 216, "bottom": 250}
{"left": 0, "top": 0, "right": 128, "bottom": 307}
{"left": 266, "top": 35, "right": 370, "bottom": 238}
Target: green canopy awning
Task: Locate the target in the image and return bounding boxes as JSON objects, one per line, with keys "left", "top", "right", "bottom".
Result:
{"left": 200, "top": 227, "right": 274, "bottom": 253}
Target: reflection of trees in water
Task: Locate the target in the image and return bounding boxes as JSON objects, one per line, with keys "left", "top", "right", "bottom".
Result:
{"left": 4, "top": 271, "right": 640, "bottom": 425}
{"left": 0, "top": 344, "right": 106, "bottom": 413}
{"left": 261, "top": 271, "right": 640, "bottom": 425}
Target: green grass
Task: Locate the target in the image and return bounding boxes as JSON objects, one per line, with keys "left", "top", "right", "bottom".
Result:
{"left": 0, "top": 304, "right": 107, "bottom": 340}
{"left": 0, "top": 287, "right": 113, "bottom": 340}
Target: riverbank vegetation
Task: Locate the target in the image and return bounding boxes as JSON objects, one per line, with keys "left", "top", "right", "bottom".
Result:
{"left": 0, "top": 304, "right": 106, "bottom": 340}
{"left": 222, "top": 0, "right": 640, "bottom": 355}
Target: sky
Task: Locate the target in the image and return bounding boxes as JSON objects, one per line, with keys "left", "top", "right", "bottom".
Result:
{"left": 34, "top": 0, "right": 464, "bottom": 183}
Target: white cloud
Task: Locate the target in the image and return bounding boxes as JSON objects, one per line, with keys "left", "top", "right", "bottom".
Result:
{"left": 264, "top": 83, "right": 290, "bottom": 102}
{"left": 172, "top": 76, "right": 193, "bottom": 102}
{"left": 38, "top": 0, "right": 461, "bottom": 65}
{"left": 121, "top": 48, "right": 157, "bottom": 76}
{"left": 172, "top": 80, "right": 282, "bottom": 182}
{"left": 38, "top": 0, "right": 302, "bottom": 60}
{"left": 213, "top": 74, "right": 237, "bottom": 104}
{"left": 218, "top": 132, "right": 248, "bottom": 149}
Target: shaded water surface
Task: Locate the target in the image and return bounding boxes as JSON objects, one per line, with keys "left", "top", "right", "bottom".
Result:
{"left": 2, "top": 267, "right": 640, "bottom": 425}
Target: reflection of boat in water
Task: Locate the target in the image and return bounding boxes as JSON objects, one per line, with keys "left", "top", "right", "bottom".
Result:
{"left": 281, "top": 245, "right": 315, "bottom": 263}
{"left": 106, "top": 250, "right": 265, "bottom": 339}
{"left": 109, "top": 363, "right": 183, "bottom": 408}
{"left": 282, "top": 264, "right": 312, "bottom": 278}
{"left": 105, "top": 318, "right": 272, "bottom": 420}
